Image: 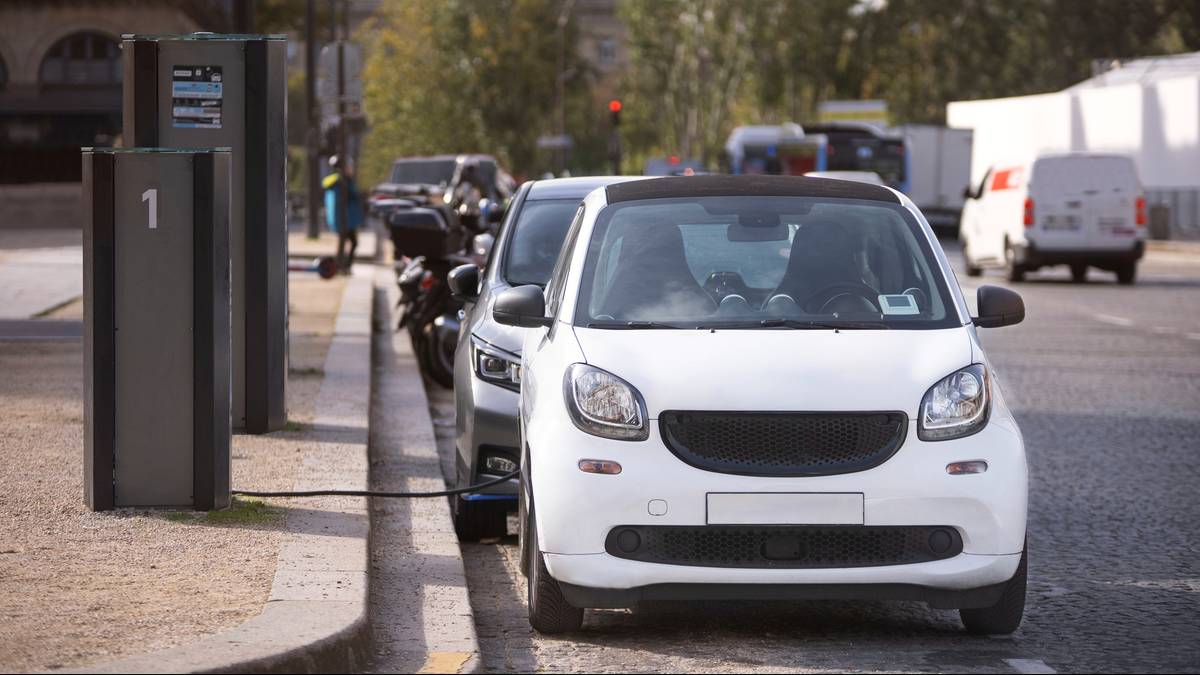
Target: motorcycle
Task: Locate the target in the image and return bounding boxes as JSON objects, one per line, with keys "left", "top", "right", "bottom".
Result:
{"left": 387, "top": 195, "right": 502, "bottom": 387}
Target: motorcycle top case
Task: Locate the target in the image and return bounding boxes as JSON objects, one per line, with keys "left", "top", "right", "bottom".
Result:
{"left": 387, "top": 207, "right": 450, "bottom": 259}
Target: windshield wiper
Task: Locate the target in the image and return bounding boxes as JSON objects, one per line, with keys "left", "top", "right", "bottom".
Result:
{"left": 586, "top": 320, "right": 686, "bottom": 329}
{"left": 756, "top": 318, "right": 889, "bottom": 330}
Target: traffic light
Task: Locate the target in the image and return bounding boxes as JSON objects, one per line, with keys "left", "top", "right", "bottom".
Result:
{"left": 609, "top": 99, "right": 622, "bottom": 127}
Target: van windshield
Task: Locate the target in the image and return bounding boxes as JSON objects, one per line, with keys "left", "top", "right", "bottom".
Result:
{"left": 574, "top": 196, "right": 960, "bottom": 330}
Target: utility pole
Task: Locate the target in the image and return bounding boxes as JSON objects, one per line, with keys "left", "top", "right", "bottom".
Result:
{"left": 334, "top": 0, "right": 348, "bottom": 243}
{"left": 555, "top": 0, "right": 574, "bottom": 174}
{"left": 305, "top": 0, "right": 320, "bottom": 238}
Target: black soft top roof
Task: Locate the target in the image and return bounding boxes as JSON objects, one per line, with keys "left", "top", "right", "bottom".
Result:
{"left": 605, "top": 174, "right": 900, "bottom": 204}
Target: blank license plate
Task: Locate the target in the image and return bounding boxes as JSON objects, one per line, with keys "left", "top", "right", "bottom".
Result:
{"left": 706, "top": 493, "right": 865, "bottom": 525}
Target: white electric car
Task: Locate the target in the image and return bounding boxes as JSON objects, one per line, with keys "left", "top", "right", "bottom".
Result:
{"left": 493, "top": 175, "right": 1029, "bottom": 635}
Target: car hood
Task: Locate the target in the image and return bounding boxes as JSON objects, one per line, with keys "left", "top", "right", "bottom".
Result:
{"left": 471, "top": 291, "right": 527, "bottom": 356}
{"left": 571, "top": 327, "right": 972, "bottom": 417}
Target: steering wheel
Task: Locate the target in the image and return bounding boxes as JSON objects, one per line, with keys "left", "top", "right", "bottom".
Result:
{"left": 801, "top": 282, "right": 881, "bottom": 314}
{"left": 703, "top": 271, "right": 749, "bottom": 302}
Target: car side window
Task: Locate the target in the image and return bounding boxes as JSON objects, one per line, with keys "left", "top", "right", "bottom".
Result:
{"left": 545, "top": 205, "right": 586, "bottom": 319}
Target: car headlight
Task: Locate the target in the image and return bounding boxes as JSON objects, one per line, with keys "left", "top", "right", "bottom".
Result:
{"left": 472, "top": 337, "right": 520, "bottom": 392}
{"left": 563, "top": 363, "right": 648, "bottom": 441}
{"left": 919, "top": 364, "right": 990, "bottom": 441}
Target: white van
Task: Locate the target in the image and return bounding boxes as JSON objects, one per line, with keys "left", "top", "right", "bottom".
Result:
{"left": 960, "top": 153, "right": 1146, "bottom": 283}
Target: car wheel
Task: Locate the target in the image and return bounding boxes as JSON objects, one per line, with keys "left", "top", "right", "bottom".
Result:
{"left": 453, "top": 495, "right": 508, "bottom": 542}
{"left": 421, "top": 323, "right": 455, "bottom": 389}
{"left": 1070, "top": 264, "right": 1088, "bottom": 283}
{"left": 525, "top": 504, "right": 584, "bottom": 634}
{"left": 960, "top": 546, "right": 1027, "bottom": 635}
{"left": 1116, "top": 262, "right": 1137, "bottom": 285}
{"left": 963, "top": 244, "right": 983, "bottom": 277}
{"left": 1004, "top": 243, "right": 1025, "bottom": 283}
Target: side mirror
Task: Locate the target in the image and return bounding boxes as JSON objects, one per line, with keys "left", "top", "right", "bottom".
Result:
{"left": 973, "top": 285, "right": 1024, "bottom": 328}
{"left": 493, "top": 285, "right": 551, "bottom": 328}
{"left": 447, "top": 263, "right": 480, "bottom": 301}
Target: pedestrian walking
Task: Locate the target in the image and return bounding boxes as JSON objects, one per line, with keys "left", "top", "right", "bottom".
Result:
{"left": 323, "top": 155, "right": 364, "bottom": 274}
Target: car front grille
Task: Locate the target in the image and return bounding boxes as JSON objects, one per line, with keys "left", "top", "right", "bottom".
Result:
{"left": 605, "top": 525, "right": 961, "bottom": 569}
{"left": 659, "top": 411, "right": 907, "bottom": 476}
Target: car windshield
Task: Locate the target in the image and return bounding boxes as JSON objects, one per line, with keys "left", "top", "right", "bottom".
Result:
{"left": 504, "top": 199, "right": 582, "bottom": 287}
{"left": 390, "top": 159, "right": 456, "bottom": 185}
{"left": 574, "top": 195, "right": 959, "bottom": 329}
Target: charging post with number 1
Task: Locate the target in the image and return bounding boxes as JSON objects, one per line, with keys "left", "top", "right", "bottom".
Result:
{"left": 83, "top": 148, "right": 232, "bottom": 511}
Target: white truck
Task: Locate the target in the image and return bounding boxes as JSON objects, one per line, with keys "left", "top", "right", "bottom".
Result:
{"left": 897, "top": 125, "right": 973, "bottom": 237}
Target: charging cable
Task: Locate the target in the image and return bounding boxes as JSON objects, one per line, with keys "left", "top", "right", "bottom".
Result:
{"left": 232, "top": 469, "right": 519, "bottom": 499}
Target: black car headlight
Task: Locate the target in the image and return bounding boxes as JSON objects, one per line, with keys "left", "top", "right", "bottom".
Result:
{"left": 919, "top": 364, "right": 991, "bottom": 441}
{"left": 472, "top": 337, "right": 520, "bottom": 392}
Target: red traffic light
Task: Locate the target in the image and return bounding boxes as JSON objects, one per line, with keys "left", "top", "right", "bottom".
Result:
{"left": 608, "top": 99, "right": 622, "bottom": 113}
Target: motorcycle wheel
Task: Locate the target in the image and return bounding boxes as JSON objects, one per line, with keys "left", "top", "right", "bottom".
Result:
{"left": 421, "top": 322, "right": 456, "bottom": 389}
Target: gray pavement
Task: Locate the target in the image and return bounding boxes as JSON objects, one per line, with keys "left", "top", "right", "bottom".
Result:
{"left": 365, "top": 269, "right": 481, "bottom": 674}
{"left": 429, "top": 242, "right": 1200, "bottom": 674}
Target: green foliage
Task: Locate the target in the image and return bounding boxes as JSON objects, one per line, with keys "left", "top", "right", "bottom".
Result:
{"left": 163, "top": 498, "right": 282, "bottom": 526}
{"left": 359, "top": 0, "right": 1200, "bottom": 178}
{"left": 618, "top": 0, "right": 1200, "bottom": 165}
{"left": 361, "top": 0, "right": 601, "bottom": 183}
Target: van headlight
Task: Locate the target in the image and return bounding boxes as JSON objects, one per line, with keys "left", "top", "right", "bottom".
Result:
{"left": 472, "top": 338, "right": 520, "bottom": 392}
{"left": 919, "top": 364, "right": 990, "bottom": 441}
{"left": 564, "top": 363, "right": 648, "bottom": 441}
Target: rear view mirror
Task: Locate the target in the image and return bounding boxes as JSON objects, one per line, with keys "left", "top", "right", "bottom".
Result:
{"left": 493, "top": 285, "right": 552, "bottom": 328}
{"left": 727, "top": 223, "right": 789, "bottom": 242}
{"left": 448, "top": 263, "right": 480, "bottom": 301}
{"left": 973, "top": 285, "right": 1024, "bottom": 328}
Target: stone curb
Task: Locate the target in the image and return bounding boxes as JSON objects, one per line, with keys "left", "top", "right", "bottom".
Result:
{"left": 68, "top": 269, "right": 376, "bottom": 674}
{"left": 367, "top": 268, "right": 483, "bottom": 674}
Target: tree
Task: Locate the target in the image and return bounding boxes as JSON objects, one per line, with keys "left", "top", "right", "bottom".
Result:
{"left": 360, "top": 0, "right": 599, "bottom": 184}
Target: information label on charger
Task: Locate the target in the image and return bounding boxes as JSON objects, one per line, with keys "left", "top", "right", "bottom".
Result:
{"left": 171, "top": 66, "right": 223, "bottom": 129}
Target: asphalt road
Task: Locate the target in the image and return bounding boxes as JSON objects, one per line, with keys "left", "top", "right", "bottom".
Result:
{"left": 427, "top": 244, "right": 1200, "bottom": 674}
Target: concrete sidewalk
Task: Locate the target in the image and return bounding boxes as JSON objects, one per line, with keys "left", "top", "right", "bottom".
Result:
{"left": 0, "top": 245, "right": 82, "bottom": 319}
{"left": 33, "top": 265, "right": 482, "bottom": 674}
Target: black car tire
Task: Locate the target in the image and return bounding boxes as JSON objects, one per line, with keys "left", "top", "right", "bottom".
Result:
{"left": 526, "top": 504, "right": 584, "bottom": 634}
{"left": 1116, "top": 262, "right": 1137, "bottom": 285}
{"left": 453, "top": 496, "right": 508, "bottom": 542}
{"left": 421, "top": 322, "right": 455, "bottom": 388}
{"left": 963, "top": 243, "right": 983, "bottom": 277}
{"left": 1070, "top": 264, "right": 1088, "bottom": 283}
{"left": 960, "top": 546, "right": 1027, "bottom": 635}
{"left": 1004, "top": 243, "right": 1026, "bottom": 283}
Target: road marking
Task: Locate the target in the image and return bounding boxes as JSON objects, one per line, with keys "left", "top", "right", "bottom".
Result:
{"left": 418, "top": 651, "right": 473, "bottom": 674}
{"left": 1093, "top": 313, "right": 1133, "bottom": 327}
{"left": 1006, "top": 658, "right": 1057, "bottom": 674}
{"left": 1152, "top": 326, "right": 1175, "bottom": 335}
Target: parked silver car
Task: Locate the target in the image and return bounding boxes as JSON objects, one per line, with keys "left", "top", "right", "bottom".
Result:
{"left": 446, "top": 176, "right": 640, "bottom": 539}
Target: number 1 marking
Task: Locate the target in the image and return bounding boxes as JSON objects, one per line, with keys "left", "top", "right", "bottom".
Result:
{"left": 142, "top": 188, "right": 158, "bottom": 229}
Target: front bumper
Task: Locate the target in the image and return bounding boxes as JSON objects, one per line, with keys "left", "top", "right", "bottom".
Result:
{"left": 549, "top": 552, "right": 1021, "bottom": 609}
{"left": 457, "top": 372, "right": 521, "bottom": 496}
{"left": 527, "top": 412, "right": 1027, "bottom": 592}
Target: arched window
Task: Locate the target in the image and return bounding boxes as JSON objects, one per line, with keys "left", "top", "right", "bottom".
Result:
{"left": 40, "top": 32, "right": 121, "bottom": 87}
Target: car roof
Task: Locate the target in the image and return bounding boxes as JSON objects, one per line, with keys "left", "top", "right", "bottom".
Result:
{"left": 526, "top": 175, "right": 643, "bottom": 200}
{"left": 605, "top": 174, "right": 900, "bottom": 204}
